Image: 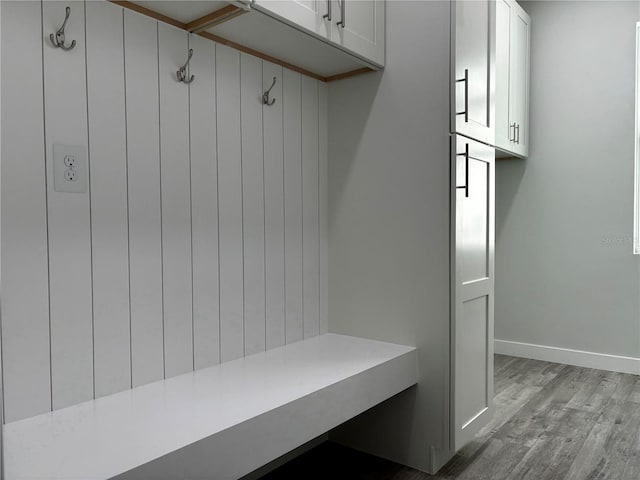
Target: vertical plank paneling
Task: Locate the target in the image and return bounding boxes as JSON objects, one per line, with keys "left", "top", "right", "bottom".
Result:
{"left": 283, "top": 69, "right": 303, "bottom": 344}
{"left": 43, "top": 0, "right": 94, "bottom": 410}
{"left": 241, "top": 53, "right": 266, "bottom": 356}
{"left": 158, "top": 23, "right": 193, "bottom": 378}
{"left": 263, "top": 62, "right": 286, "bottom": 350}
{"left": 318, "top": 82, "right": 329, "bottom": 335}
{"left": 0, "top": 0, "right": 52, "bottom": 422}
{"left": 86, "top": 0, "right": 131, "bottom": 398}
{"left": 124, "top": 11, "right": 164, "bottom": 387}
{"left": 189, "top": 34, "right": 220, "bottom": 369}
{"left": 301, "top": 77, "right": 320, "bottom": 339}
{"left": 217, "top": 45, "right": 244, "bottom": 362}
{"left": 1, "top": 2, "right": 331, "bottom": 413}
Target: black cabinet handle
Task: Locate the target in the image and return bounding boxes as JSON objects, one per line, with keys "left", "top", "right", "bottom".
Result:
{"left": 456, "top": 69, "right": 469, "bottom": 123}
{"left": 323, "top": 0, "right": 331, "bottom": 21}
{"left": 337, "top": 0, "right": 345, "bottom": 28}
{"left": 456, "top": 144, "right": 470, "bottom": 198}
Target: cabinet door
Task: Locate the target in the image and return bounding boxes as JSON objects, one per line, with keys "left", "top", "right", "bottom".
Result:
{"left": 451, "top": 135, "right": 495, "bottom": 452}
{"left": 495, "top": 0, "right": 513, "bottom": 151}
{"left": 452, "top": 0, "right": 495, "bottom": 145}
{"left": 254, "top": 0, "right": 322, "bottom": 36}
{"left": 510, "top": 2, "right": 530, "bottom": 157}
{"left": 330, "top": 0, "right": 385, "bottom": 67}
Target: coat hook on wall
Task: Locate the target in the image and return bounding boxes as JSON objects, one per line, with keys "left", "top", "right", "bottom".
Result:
{"left": 263, "top": 77, "right": 277, "bottom": 106}
{"left": 50, "top": 6, "right": 76, "bottom": 51}
{"left": 177, "top": 49, "right": 195, "bottom": 84}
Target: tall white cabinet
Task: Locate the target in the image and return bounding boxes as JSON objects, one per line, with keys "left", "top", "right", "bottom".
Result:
{"left": 450, "top": 0, "right": 496, "bottom": 453}
{"left": 450, "top": 0, "right": 530, "bottom": 453}
{"left": 495, "top": 0, "right": 531, "bottom": 157}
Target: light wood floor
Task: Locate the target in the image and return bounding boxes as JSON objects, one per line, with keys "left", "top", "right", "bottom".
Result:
{"left": 260, "top": 355, "right": 640, "bottom": 479}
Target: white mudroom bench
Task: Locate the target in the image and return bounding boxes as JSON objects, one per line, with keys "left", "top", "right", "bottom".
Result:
{"left": 4, "top": 333, "right": 417, "bottom": 480}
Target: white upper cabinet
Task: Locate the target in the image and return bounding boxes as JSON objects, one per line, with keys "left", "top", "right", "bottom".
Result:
{"left": 252, "top": 0, "right": 385, "bottom": 69}
{"left": 254, "top": 1, "right": 323, "bottom": 35}
{"left": 495, "top": 0, "right": 512, "bottom": 153}
{"left": 330, "top": 0, "right": 385, "bottom": 67}
{"left": 495, "top": 0, "right": 530, "bottom": 157}
{"left": 452, "top": 0, "right": 496, "bottom": 146}
{"left": 510, "top": 3, "right": 530, "bottom": 156}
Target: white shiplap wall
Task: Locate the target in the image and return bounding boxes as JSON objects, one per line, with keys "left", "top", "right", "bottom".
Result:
{"left": 0, "top": 0, "right": 328, "bottom": 423}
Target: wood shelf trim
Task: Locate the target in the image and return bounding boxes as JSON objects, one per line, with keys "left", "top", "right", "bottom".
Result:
{"left": 325, "top": 67, "right": 374, "bottom": 82}
{"left": 186, "top": 5, "right": 247, "bottom": 33}
{"left": 110, "top": 1, "right": 376, "bottom": 84}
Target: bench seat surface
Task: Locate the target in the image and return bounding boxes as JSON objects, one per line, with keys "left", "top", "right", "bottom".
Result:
{"left": 5, "top": 333, "right": 417, "bottom": 480}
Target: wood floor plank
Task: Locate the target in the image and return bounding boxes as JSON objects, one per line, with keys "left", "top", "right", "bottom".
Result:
{"left": 530, "top": 407, "right": 599, "bottom": 480}
{"left": 621, "top": 424, "right": 640, "bottom": 478}
{"left": 494, "top": 354, "right": 518, "bottom": 374}
{"left": 608, "top": 372, "right": 638, "bottom": 402}
{"left": 564, "top": 398, "right": 640, "bottom": 480}
{"left": 565, "top": 369, "right": 611, "bottom": 413}
{"left": 627, "top": 377, "right": 640, "bottom": 404}
{"left": 456, "top": 438, "right": 531, "bottom": 480}
{"left": 480, "top": 384, "right": 543, "bottom": 438}
{"left": 599, "top": 404, "right": 640, "bottom": 480}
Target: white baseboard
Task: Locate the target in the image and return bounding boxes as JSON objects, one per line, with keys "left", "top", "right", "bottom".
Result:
{"left": 495, "top": 339, "right": 640, "bottom": 376}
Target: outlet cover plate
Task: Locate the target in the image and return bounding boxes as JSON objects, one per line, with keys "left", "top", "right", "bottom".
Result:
{"left": 53, "top": 144, "right": 87, "bottom": 193}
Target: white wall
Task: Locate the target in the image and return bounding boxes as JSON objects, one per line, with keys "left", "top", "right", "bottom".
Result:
{"left": 327, "top": 1, "right": 452, "bottom": 473}
{"left": 0, "top": 0, "right": 328, "bottom": 423}
{"left": 496, "top": 1, "right": 640, "bottom": 364}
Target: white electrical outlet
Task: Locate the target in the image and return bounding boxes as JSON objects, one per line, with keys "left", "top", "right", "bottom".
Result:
{"left": 54, "top": 144, "right": 87, "bottom": 193}
{"left": 64, "top": 155, "right": 77, "bottom": 168}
